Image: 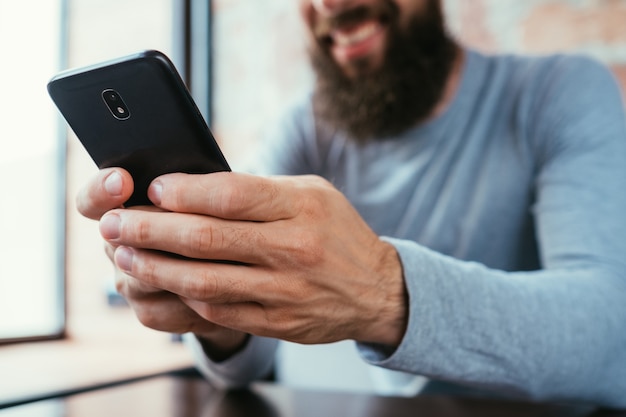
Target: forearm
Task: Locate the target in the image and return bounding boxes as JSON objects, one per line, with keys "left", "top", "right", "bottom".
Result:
{"left": 183, "top": 333, "right": 279, "bottom": 389}
{"left": 359, "top": 238, "right": 626, "bottom": 408}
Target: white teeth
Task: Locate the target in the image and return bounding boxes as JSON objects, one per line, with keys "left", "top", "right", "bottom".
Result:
{"left": 333, "top": 22, "right": 380, "bottom": 47}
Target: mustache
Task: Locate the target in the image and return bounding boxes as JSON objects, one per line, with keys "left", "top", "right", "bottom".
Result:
{"left": 313, "top": 1, "right": 398, "bottom": 39}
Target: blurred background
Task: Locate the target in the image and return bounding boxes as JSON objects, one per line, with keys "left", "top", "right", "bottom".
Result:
{"left": 1, "top": 0, "right": 625, "bottom": 402}
{"left": 212, "top": 0, "right": 626, "bottom": 164}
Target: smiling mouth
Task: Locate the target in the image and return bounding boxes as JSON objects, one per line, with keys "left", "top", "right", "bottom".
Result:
{"left": 332, "top": 21, "right": 383, "bottom": 48}
{"left": 314, "top": 4, "right": 392, "bottom": 49}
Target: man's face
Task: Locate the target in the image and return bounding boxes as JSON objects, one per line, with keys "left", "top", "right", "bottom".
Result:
{"left": 300, "top": 0, "right": 428, "bottom": 77}
{"left": 299, "top": 0, "right": 457, "bottom": 141}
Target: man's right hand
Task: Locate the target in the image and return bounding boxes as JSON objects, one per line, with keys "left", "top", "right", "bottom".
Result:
{"left": 76, "top": 168, "right": 249, "bottom": 361}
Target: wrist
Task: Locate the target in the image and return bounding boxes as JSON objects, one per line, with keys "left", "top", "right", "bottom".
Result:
{"left": 360, "top": 240, "right": 408, "bottom": 347}
{"left": 195, "top": 329, "right": 250, "bottom": 362}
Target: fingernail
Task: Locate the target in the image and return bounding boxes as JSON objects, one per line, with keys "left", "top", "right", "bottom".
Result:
{"left": 115, "top": 246, "right": 134, "bottom": 273}
{"left": 148, "top": 180, "right": 162, "bottom": 205}
{"left": 104, "top": 172, "right": 123, "bottom": 196}
{"left": 100, "top": 213, "right": 121, "bottom": 240}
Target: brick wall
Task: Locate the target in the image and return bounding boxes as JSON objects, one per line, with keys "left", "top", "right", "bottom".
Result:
{"left": 444, "top": 0, "right": 626, "bottom": 91}
{"left": 212, "top": 1, "right": 626, "bottom": 165}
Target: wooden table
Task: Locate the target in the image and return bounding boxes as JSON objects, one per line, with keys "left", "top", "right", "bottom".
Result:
{"left": 1, "top": 371, "right": 624, "bottom": 417}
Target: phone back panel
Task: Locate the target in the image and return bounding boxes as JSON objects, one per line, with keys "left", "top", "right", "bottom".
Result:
{"left": 47, "top": 50, "right": 230, "bottom": 206}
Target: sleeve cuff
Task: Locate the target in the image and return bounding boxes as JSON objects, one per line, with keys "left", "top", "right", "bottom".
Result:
{"left": 183, "top": 333, "right": 279, "bottom": 389}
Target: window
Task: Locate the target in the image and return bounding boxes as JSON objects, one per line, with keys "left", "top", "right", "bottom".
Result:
{"left": 62, "top": 0, "right": 176, "bottom": 338}
{"left": 0, "top": 1, "right": 66, "bottom": 343}
{"left": 0, "top": 1, "right": 201, "bottom": 406}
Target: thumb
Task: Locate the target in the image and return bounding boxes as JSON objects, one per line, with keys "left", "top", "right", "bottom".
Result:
{"left": 76, "top": 168, "right": 134, "bottom": 220}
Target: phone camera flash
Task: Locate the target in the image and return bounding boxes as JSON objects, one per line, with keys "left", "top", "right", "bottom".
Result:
{"left": 102, "top": 88, "right": 131, "bottom": 120}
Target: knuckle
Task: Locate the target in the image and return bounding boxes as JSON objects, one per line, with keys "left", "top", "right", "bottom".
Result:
{"left": 128, "top": 253, "right": 158, "bottom": 287}
{"left": 305, "top": 174, "right": 332, "bottom": 188}
{"left": 264, "top": 309, "right": 308, "bottom": 342}
{"left": 257, "top": 178, "right": 280, "bottom": 204}
{"left": 140, "top": 260, "right": 158, "bottom": 284}
{"left": 188, "top": 268, "right": 245, "bottom": 304}
{"left": 186, "top": 270, "right": 220, "bottom": 301}
{"left": 221, "top": 181, "right": 248, "bottom": 215}
{"left": 199, "top": 303, "right": 227, "bottom": 323}
{"left": 289, "top": 229, "right": 325, "bottom": 266}
{"left": 196, "top": 277, "right": 220, "bottom": 302}
{"left": 134, "top": 218, "right": 153, "bottom": 244}
{"left": 193, "top": 302, "right": 240, "bottom": 328}
{"left": 301, "top": 196, "right": 326, "bottom": 219}
{"left": 120, "top": 215, "right": 154, "bottom": 245}
{"left": 296, "top": 186, "right": 332, "bottom": 220}
{"left": 189, "top": 224, "right": 221, "bottom": 254}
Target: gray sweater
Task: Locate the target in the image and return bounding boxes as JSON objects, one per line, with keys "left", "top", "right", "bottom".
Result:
{"left": 188, "top": 49, "right": 626, "bottom": 407}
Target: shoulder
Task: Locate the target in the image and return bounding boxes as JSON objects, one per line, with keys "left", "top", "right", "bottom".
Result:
{"left": 480, "top": 50, "right": 624, "bottom": 149}
{"left": 463, "top": 49, "right": 625, "bottom": 170}
{"left": 508, "top": 52, "right": 621, "bottom": 112}
{"left": 525, "top": 53, "right": 624, "bottom": 133}
{"left": 525, "top": 54, "right": 625, "bottom": 166}
{"left": 527, "top": 53, "right": 621, "bottom": 106}
{"left": 470, "top": 49, "right": 620, "bottom": 101}
{"left": 479, "top": 48, "right": 614, "bottom": 79}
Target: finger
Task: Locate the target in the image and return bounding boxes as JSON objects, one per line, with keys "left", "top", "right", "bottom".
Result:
{"left": 100, "top": 209, "right": 272, "bottom": 263}
{"left": 114, "top": 246, "right": 275, "bottom": 304}
{"left": 104, "top": 242, "right": 115, "bottom": 261}
{"left": 115, "top": 267, "right": 164, "bottom": 299}
{"left": 181, "top": 298, "right": 266, "bottom": 333}
{"left": 76, "top": 168, "right": 134, "bottom": 220}
{"left": 126, "top": 290, "right": 219, "bottom": 334}
{"left": 148, "top": 171, "right": 299, "bottom": 221}
{"left": 181, "top": 300, "right": 300, "bottom": 342}
{"left": 103, "top": 207, "right": 165, "bottom": 259}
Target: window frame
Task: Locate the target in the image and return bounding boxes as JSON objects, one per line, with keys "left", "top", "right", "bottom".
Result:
{"left": 173, "top": 0, "right": 213, "bottom": 126}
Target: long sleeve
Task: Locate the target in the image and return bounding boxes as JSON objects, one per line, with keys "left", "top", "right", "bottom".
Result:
{"left": 357, "top": 56, "right": 626, "bottom": 408}
{"left": 183, "top": 49, "right": 626, "bottom": 404}
{"left": 359, "top": 239, "right": 626, "bottom": 406}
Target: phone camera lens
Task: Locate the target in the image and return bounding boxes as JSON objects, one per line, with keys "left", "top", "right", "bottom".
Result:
{"left": 102, "top": 89, "right": 130, "bottom": 120}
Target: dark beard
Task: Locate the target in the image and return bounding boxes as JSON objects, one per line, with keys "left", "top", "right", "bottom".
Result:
{"left": 310, "top": 1, "right": 457, "bottom": 143}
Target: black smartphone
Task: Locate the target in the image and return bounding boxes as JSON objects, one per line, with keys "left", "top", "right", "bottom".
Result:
{"left": 47, "top": 49, "right": 230, "bottom": 206}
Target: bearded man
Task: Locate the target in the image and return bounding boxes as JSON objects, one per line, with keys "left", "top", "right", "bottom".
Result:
{"left": 81, "top": 0, "right": 626, "bottom": 407}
